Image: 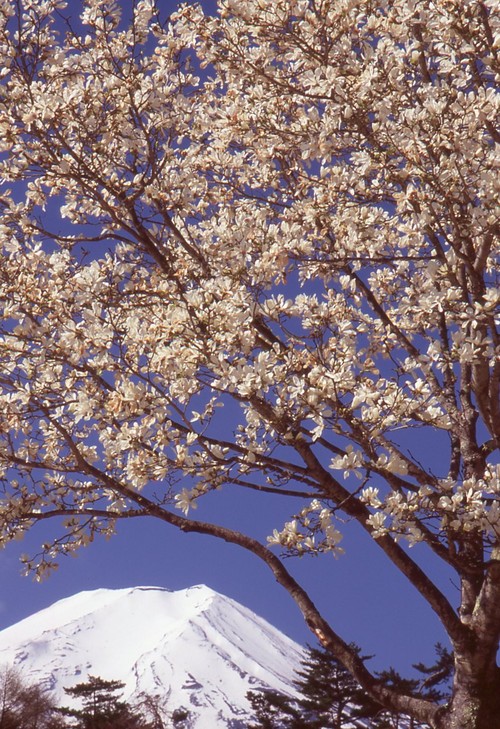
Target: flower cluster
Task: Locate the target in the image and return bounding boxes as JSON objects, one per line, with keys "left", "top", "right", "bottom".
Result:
{"left": 0, "top": 0, "right": 498, "bottom": 583}
{"left": 268, "top": 500, "right": 344, "bottom": 558}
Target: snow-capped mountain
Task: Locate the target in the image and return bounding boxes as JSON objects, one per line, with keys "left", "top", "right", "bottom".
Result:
{"left": 0, "top": 585, "right": 304, "bottom": 727}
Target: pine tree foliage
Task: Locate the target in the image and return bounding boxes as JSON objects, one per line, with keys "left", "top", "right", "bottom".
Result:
{"left": 248, "top": 644, "right": 452, "bottom": 729}
{"left": 373, "top": 644, "right": 453, "bottom": 729}
{"left": 412, "top": 644, "right": 453, "bottom": 704}
{"left": 59, "top": 676, "right": 148, "bottom": 729}
{"left": 247, "top": 688, "right": 300, "bottom": 729}
{"left": 0, "top": 669, "right": 186, "bottom": 729}
{"left": 248, "top": 645, "right": 380, "bottom": 729}
{"left": 373, "top": 669, "right": 422, "bottom": 729}
{"left": 293, "top": 645, "right": 380, "bottom": 728}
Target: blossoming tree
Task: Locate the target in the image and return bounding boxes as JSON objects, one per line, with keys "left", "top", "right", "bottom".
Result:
{"left": 0, "top": 0, "right": 498, "bottom": 726}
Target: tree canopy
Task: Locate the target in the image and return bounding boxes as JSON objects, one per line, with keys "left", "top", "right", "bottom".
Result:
{"left": 59, "top": 676, "right": 133, "bottom": 729}
{"left": 0, "top": 1, "right": 499, "bottom": 727}
{"left": 247, "top": 642, "right": 453, "bottom": 729}
{"left": 0, "top": 664, "right": 64, "bottom": 729}
{"left": 248, "top": 643, "right": 381, "bottom": 729}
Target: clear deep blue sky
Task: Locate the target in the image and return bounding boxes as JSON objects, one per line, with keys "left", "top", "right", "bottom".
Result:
{"left": 0, "top": 0, "right": 454, "bottom": 679}
{"left": 0, "top": 444, "right": 452, "bottom": 676}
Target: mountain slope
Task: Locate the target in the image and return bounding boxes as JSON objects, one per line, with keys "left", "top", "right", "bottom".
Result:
{"left": 0, "top": 585, "right": 304, "bottom": 727}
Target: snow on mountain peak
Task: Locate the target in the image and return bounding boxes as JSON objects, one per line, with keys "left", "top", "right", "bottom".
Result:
{"left": 0, "top": 585, "right": 304, "bottom": 728}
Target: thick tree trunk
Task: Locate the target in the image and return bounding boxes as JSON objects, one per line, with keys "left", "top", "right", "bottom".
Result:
{"left": 434, "top": 663, "right": 500, "bottom": 729}
{"left": 435, "top": 692, "right": 500, "bottom": 729}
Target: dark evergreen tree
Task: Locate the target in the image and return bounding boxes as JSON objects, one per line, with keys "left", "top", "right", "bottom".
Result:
{"left": 247, "top": 645, "right": 381, "bottom": 729}
{"left": 247, "top": 688, "right": 300, "bottom": 729}
{"left": 58, "top": 676, "right": 149, "bottom": 729}
{"left": 292, "top": 644, "right": 380, "bottom": 728}
{"left": 372, "top": 668, "right": 421, "bottom": 729}
{"left": 247, "top": 643, "right": 452, "bottom": 729}
{"left": 412, "top": 643, "right": 453, "bottom": 704}
{"left": 373, "top": 645, "right": 453, "bottom": 729}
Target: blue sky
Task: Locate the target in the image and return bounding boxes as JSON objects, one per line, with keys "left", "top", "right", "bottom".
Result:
{"left": 0, "top": 0, "right": 456, "bottom": 683}
{"left": 0, "top": 458, "right": 452, "bottom": 675}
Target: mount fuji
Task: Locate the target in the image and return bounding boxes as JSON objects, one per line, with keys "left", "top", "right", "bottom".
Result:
{"left": 0, "top": 585, "right": 304, "bottom": 727}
